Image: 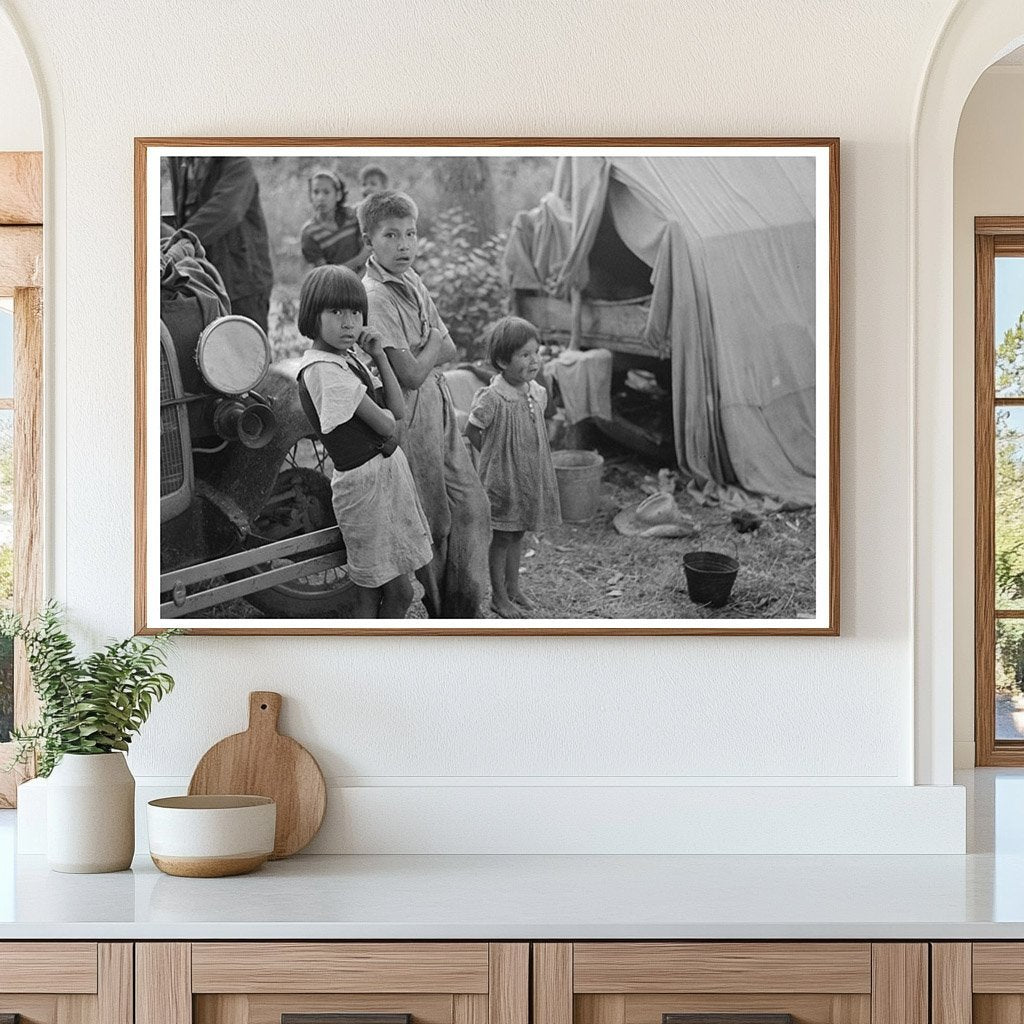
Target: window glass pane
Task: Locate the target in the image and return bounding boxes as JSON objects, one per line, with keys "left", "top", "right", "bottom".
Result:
{"left": 997, "top": 407, "right": 1024, "bottom": 609}
{"left": 0, "top": 409, "right": 11, "bottom": 742}
{"left": 997, "top": 620, "right": 1024, "bottom": 740}
{"left": 0, "top": 306, "right": 13, "bottom": 400}
{"left": 997, "top": 256, "right": 1024, "bottom": 397}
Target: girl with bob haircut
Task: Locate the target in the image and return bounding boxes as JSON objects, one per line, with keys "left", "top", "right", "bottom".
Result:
{"left": 466, "top": 317, "right": 561, "bottom": 618}
{"left": 296, "top": 265, "right": 432, "bottom": 618}
{"left": 299, "top": 168, "right": 368, "bottom": 272}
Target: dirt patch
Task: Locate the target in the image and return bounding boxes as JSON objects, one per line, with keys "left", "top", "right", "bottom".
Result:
{"left": 196, "top": 438, "right": 815, "bottom": 622}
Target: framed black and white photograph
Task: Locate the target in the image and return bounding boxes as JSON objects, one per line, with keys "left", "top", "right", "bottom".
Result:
{"left": 135, "top": 138, "right": 839, "bottom": 635}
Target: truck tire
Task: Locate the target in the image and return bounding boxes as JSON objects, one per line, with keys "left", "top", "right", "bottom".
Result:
{"left": 241, "top": 465, "right": 358, "bottom": 619}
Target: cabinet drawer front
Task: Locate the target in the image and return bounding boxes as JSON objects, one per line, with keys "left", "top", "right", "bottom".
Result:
{"left": 0, "top": 943, "right": 97, "bottom": 993}
{"left": 573, "top": 944, "right": 872, "bottom": 994}
{"left": 191, "top": 944, "right": 490, "bottom": 994}
{"left": 973, "top": 944, "right": 1024, "bottom": 992}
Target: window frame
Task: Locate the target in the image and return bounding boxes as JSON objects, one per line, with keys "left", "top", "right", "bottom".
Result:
{"left": 975, "top": 217, "right": 1024, "bottom": 764}
{"left": 0, "top": 152, "right": 43, "bottom": 806}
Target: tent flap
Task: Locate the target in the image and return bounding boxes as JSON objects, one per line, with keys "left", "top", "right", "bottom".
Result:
{"left": 503, "top": 155, "right": 818, "bottom": 510}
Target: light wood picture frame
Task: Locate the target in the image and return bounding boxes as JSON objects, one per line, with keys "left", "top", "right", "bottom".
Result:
{"left": 135, "top": 137, "right": 839, "bottom": 636}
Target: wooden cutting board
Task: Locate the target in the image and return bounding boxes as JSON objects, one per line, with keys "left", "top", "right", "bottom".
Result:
{"left": 188, "top": 691, "right": 326, "bottom": 859}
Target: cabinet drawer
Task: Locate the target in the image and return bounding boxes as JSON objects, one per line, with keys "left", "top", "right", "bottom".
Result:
{"left": 534, "top": 943, "right": 926, "bottom": 1024}
{"left": 0, "top": 942, "right": 98, "bottom": 993}
{"left": 139, "top": 943, "right": 528, "bottom": 1024}
{"left": 191, "top": 944, "right": 491, "bottom": 994}
{"left": 572, "top": 944, "right": 872, "bottom": 994}
{"left": 0, "top": 943, "right": 130, "bottom": 1024}
{"left": 937, "top": 942, "right": 1024, "bottom": 1024}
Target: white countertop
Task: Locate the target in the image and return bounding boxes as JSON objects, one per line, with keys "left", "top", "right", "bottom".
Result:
{"left": 0, "top": 849, "right": 1020, "bottom": 940}
{"left": 1, "top": 769, "right": 1022, "bottom": 941}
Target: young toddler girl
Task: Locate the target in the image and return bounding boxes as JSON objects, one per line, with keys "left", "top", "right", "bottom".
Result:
{"left": 296, "top": 265, "right": 433, "bottom": 618}
{"left": 466, "top": 317, "right": 562, "bottom": 618}
{"left": 299, "top": 169, "right": 368, "bottom": 272}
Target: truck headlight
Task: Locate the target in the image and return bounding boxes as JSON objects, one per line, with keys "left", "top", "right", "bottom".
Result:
{"left": 196, "top": 315, "right": 271, "bottom": 395}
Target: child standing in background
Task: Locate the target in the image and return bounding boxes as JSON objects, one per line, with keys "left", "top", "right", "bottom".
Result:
{"left": 359, "top": 164, "right": 390, "bottom": 198}
{"left": 296, "top": 265, "right": 432, "bottom": 618}
{"left": 300, "top": 169, "right": 369, "bottom": 273}
{"left": 466, "top": 317, "right": 561, "bottom": 618}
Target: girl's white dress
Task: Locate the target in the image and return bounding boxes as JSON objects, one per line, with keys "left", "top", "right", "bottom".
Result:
{"left": 299, "top": 349, "right": 432, "bottom": 589}
{"left": 468, "top": 375, "right": 562, "bottom": 533}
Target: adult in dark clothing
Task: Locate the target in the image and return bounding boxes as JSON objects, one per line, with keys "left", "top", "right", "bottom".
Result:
{"left": 168, "top": 156, "right": 273, "bottom": 331}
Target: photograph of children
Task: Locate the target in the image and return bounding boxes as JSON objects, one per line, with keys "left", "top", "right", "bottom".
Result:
{"left": 140, "top": 141, "right": 837, "bottom": 634}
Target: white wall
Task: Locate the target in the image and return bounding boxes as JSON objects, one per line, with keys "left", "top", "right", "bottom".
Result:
{"left": 0, "top": 0, "right": 974, "bottom": 852}
{"left": 0, "top": 6, "right": 40, "bottom": 151}
{"left": 952, "top": 66, "right": 1024, "bottom": 767}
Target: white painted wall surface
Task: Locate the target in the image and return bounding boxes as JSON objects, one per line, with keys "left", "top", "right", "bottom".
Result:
{"left": 0, "top": 0, "right": 985, "bottom": 852}
{"left": 952, "top": 66, "right": 1024, "bottom": 768}
{"left": 0, "top": 6, "right": 39, "bottom": 151}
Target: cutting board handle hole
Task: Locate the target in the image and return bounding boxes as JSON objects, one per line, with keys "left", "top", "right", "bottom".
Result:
{"left": 260, "top": 703, "right": 268, "bottom": 710}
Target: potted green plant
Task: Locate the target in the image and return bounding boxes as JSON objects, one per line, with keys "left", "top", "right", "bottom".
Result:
{"left": 2, "top": 603, "right": 179, "bottom": 873}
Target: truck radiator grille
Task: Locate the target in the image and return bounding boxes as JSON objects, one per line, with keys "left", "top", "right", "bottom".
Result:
{"left": 160, "top": 345, "right": 185, "bottom": 497}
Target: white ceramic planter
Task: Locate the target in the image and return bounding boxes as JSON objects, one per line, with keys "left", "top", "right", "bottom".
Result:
{"left": 46, "top": 752, "right": 135, "bottom": 873}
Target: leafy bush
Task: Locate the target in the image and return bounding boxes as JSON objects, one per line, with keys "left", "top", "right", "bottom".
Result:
{"left": 417, "top": 208, "right": 509, "bottom": 359}
{"left": 1, "top": 603, "right": 180, "bottom": 776}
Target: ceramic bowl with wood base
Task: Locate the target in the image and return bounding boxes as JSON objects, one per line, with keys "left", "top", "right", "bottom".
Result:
{"left": 147, "top": 795, "right": 276, "bottom": 877}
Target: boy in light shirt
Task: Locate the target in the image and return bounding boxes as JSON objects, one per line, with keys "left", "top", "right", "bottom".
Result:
{"left": 359, "top": 190, "right": 490, "bottom": 618}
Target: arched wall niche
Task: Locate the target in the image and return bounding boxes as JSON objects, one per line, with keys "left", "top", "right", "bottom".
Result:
{"left": 914, "top": 1, "right": 1024, "bottom": 785}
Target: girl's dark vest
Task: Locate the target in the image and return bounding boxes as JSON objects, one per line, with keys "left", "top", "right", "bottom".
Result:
{"left": 297, "top": 355, "right": 397, "bottom": 471}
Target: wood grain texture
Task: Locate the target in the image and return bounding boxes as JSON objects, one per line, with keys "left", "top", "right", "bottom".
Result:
{"left": 188, "top": 691, "right": 326, "bottom": 858}
{"left": 136, "top": 943, "right": 192, "bottom": 1024}
{"left": 534, "top": 944, "right": 572, "bottom": 1024}
{"left": 971, "top": 944, "right": 1024, "bottom": 991}
{"left": 624, "top": 995, "right": 869, "bottom": 1024}
{"left": 454, "top": 994, "right": 487, "bottom": 1024}
{"left": 576, "top": 995, "right": 626, "bottom": 1024}
{"left": 573, "top": 944, "right": 871, "bottom": 994}
{"left": 150, "top": 853, "right": 269, "bottom": 877}
{"left": 974, "top": 995, "right": 1024, "bottom": 1024}
{"left": 0, "top": 226, "right": 41, "bottom": 295}
{"left": 489, "top": 944, "right": 528, "bottom": 1024}
{"left": 931, "top": 945, "right": 972, "bottom": 1024}
{"left": 977, "top": 217, "right": 1024, "bottom": 236}
{"left": 97, "top": 945, "right": 132, "bottom": 1024}
{"left": 57, "top": 991, "right": 95, "bottom": 1024}
{"left": 976, "top": 229, "right": 998, "bottom": 765}
{"left": 0, "top": 943, "right": 97, "bottom": 993}
{"left": 974, "top": 226, "right": 1024, "bottom": 765}
{"left": 14, "top": 286, "right": 43, "bottom": 725}
{"left": 191, "top": 943, "right": 489, "bottom": 994}
{"left": 870, "top": 945, "right": 927, "bottom": 1024}
{"left": 0, "top": 999, "right": 58, "bottom": 1024}
{"left": 134, "top": 135, "right": 839, "bottom": 638}
{"left": 243, "top": 995, "right": 451, "bottom": 1024}
{"left": 0, "top": 153, "right": 42, "bottom": 225}
{"left": 196, "top": 994, "right": 248, "bottom": 1024}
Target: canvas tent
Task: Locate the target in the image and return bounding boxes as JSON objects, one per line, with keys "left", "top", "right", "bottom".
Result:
{"left": 504, "top": 155, "right": 818, "bottom": 511}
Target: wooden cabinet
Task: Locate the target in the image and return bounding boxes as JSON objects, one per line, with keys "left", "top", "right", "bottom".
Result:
{"left": 0, "top": 938, "right": 944, "bottom": 1024}
{"left": 932, "top": 943, "right": 1024, "bottom": 1024}
{"left": 136, "top": 944, "right": 528, "bottom": 1024}
{"left": 532, "top": 944, "right": 929, "bottom": 1024}
{"left": 0, "top": 943, "right": 132, "bottom": 1024}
